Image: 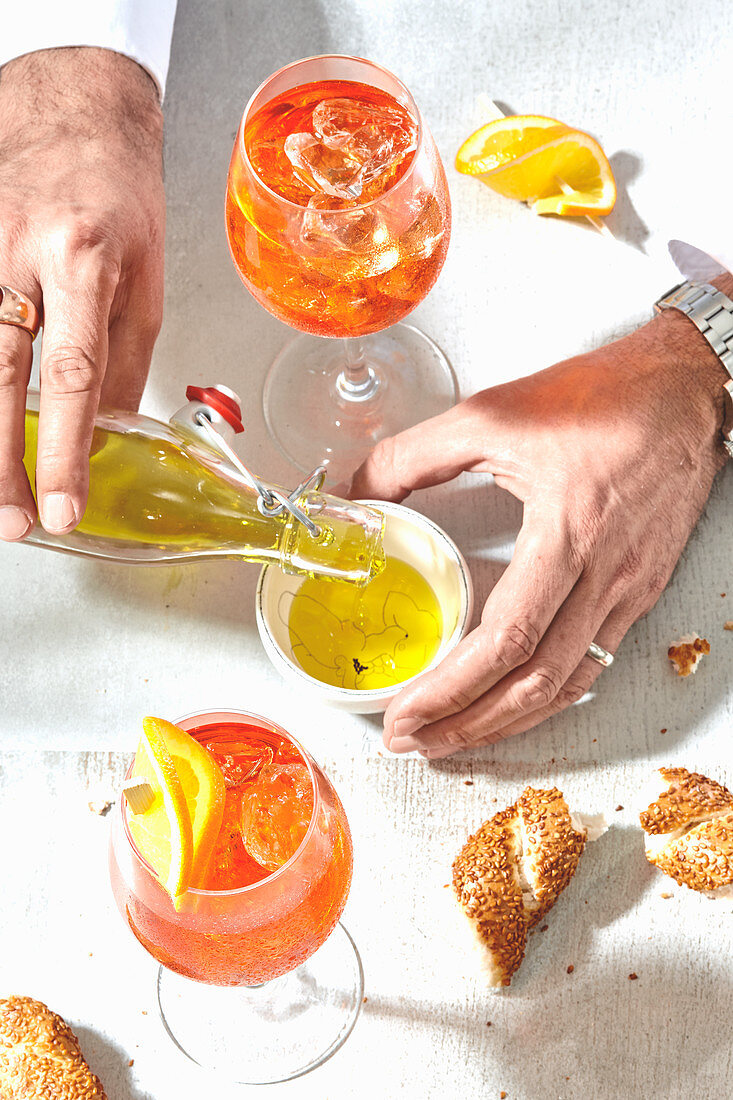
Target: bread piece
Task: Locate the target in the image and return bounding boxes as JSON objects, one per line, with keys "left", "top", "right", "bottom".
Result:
{"left": 0, "top": 996, "right": 107, "bottom": 1100}
{"left": 667, "top": 633, "right": 710, "bottom": 677}
{"left": 452, "top": 787, "right": 587, "bottom": 987}
{"left": 640, "top": 767, "right": 733, "bottom": 891}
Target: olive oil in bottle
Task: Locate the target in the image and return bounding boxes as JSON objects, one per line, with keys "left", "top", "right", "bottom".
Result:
{"left": 19, "top": 387, "right": 384, "bottom": 584}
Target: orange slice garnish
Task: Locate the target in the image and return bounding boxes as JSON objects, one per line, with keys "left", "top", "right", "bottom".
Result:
{"left": 456, "top": 114, "right": 616, "bottom": 216}
{"left": 127, "top": 717, "right": 225, "bottom": 898}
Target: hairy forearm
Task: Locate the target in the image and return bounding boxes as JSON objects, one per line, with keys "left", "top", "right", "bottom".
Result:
{"left": 633, "top": 270, "right": 733, "bottom": 473}
{"left": 0, "top": 48, "right": 162, "bottom": 154}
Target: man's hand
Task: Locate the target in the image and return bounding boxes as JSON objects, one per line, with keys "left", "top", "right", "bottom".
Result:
{"left": 0, "top": 47, "right": 165, "bottom": 542}
{"left": 352, "top": 288, "right": 730, "bottom": 758}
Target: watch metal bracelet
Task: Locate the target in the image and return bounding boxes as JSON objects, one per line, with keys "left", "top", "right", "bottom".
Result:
{"left": 654, "top": 280, "right": 733, "bottom": 458}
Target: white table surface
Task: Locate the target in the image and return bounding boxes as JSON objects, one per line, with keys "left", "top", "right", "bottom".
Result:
{"left": 2, "top": 2, "right": 732, "bottom": 1098}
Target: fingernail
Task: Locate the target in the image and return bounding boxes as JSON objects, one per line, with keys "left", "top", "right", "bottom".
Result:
{"left": 0, "top": 506, "right": 32, "bottom": 541}
{"left": 40, "top": 492, "right": 77, "bottom": 532}
{"left": 392, "top": 717, "right": 424, "bottom": 739}
{"left": 389, "top": 734, "right": 425, "bottom": 754}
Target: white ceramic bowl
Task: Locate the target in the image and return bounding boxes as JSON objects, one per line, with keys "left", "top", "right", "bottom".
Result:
{"left": 256, "top": 500, "right": 474, "bottom": 713}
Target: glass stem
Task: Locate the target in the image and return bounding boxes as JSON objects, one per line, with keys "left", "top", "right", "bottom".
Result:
{"left": 335, "top": 338, "right": 380, "bottom": 403}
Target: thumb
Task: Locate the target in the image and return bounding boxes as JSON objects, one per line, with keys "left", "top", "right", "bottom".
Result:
{"left": 349, "top": 393, "right": 502, "bottom": 502}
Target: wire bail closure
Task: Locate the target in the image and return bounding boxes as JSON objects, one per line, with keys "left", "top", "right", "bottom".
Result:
{"left": 193, "top": 411, "right": 325, "bottom": 538}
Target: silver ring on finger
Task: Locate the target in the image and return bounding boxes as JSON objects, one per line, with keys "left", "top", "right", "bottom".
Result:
{"left": 586, "top": 641, "right": 614, "bottom": 667}
{"left": 0, "top": 285, "right": 40, "bottom": 340}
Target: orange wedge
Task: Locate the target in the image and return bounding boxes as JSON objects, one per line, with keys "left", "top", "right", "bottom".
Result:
{"left": 456, "top": 114, "right": 616, "bottom": 216}
{"left": 127, "top": 717, "right": 226, "bottom": 898}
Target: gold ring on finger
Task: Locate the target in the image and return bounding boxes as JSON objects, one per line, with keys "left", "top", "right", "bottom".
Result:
{"left": 0, "top": 285, "right": 40, "bottom": 340}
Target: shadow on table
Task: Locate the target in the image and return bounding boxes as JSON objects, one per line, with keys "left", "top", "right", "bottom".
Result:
{"left": 76, "top": 556, "right": 262, "bottom": 637}
{"left": 606, "top": 151, "right": 649, "bottom": 252}
{"left": 362, "top": 917, "right": 731, "bottom": 1097}
{"left": 75, "top": 1026, "right": 155, "bottom": 1100}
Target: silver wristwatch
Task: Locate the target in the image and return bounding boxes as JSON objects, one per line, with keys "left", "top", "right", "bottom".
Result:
{"left": 654, "top": 280, "right": 733, "bottom": 457}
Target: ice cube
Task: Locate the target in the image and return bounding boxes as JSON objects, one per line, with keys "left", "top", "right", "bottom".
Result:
{"left": 294, "top": 194, "right": 400, "bottom": 277}
{"left": 284, "top": 97, "right": 417, "bottom": 201}
{"left": 204, "top": 738, "right": 273, "bottom": 789}
{"left": 314, "top": 98, "right": 417, "bottom": 189}
{"left": 284, "top": 132, "right": 364, "bottom": 199}
{"left": 240, "top": 762, "right": 314, "bottom": 872}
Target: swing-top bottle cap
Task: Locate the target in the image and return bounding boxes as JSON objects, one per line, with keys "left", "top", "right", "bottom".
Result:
{"left": 185, "top": 385, "right": 244, "bottom": 434}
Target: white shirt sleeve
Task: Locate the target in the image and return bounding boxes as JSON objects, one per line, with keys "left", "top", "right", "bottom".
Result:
{"left": 0, "top": 0, "right": 178, "bottom": 97}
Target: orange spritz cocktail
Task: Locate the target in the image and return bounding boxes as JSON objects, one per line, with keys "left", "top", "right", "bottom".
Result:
{"left": 109, "top": 713, "right": 353, "bottom": 987}
{"left": 225, "top": 55, "right": 455, "bottom": 479}
{"left": 227, "top": 78, "right": 448, "bottom": 338}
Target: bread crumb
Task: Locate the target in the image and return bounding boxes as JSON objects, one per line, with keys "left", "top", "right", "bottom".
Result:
{"left": 464, "top": 779, "right": 474, "bottom": 786}
{"left": 486, "top": 1021, "right": 492, "bottom": 1026}
{"left": 628, "top": 972, "right": 638, "bottom": 981}
{"left": 88, "top": 799, "right": 112, "bottom": 816}
{"left": 500, "top": 1093, "right": 507, "bottom": 1099}
{"left": 566, "top": 964, "right": 574, "bottom": 974}
{"left": 362, "top": 996, "right": 368, "bottom": 1004}
{"left": 668, "top": 634, "right": 710, "bottom": 677}
{"left": 660, "top": 892, "right": 673, "bottom": 899}
{"left": 615, "top": 805, "right": 624, "bottom": 811}
{"left": 660, "top": 728, "right": 667, "bottom": 734}
{"left": 128, "top": 1059, "right": 134, "bottom": 1067}
{"left": 540, "top": 924, "right": 548, "bottom": 932}
{"left": 724, "top": 621, "right": 733, "bottom": 631}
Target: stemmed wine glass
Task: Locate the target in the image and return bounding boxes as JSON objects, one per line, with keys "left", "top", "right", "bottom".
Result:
{"left": 226, "top": 54, "right": 455, "bottom": 479}
{"left": 109, "top": 709, "right": 362, "bottom": 1084}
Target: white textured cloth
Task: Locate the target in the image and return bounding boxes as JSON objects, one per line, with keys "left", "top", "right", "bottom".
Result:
{"left": 0, "top": 0, "right": 178, "bottom": 95}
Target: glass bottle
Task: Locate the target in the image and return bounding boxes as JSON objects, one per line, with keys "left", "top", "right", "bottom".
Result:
{"left": 20, "top": 385, "right": 384, "bottom": 584}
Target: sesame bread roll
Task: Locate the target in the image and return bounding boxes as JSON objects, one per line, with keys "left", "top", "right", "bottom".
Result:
{"left": 640, "top": 767, "right": 733, "bottom": 892}
{"left": 452, "top": 787, "right": 588, "bottom": 987}
{"left": 0, "top": 996, "right": 107, "bottom": 1100}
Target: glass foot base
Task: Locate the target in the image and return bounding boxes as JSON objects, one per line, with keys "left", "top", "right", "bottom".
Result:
{"left": 263, "top": 322, "right": 458, "bottom": 482}
{"left": 157, "top": 923, "right": 364, "bottom": 1084}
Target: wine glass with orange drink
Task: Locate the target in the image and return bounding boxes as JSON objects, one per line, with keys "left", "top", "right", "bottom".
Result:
{"left": 109, "top": 710, "right": 361, "bottom": 1083}
{"left": 226, "top": 54, "right": 455, "bottom": 479}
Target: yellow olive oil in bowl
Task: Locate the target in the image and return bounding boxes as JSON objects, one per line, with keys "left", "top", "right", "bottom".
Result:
{"left": 256, "top": 501, "right": 474, "bottom": 714}
{"left": 288, "top": 556, "right": 443, "bottom": 691}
